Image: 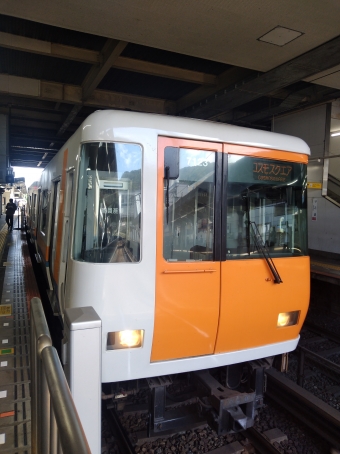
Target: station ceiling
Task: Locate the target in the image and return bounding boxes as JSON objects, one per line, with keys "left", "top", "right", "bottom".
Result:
{"left": 1, "top": 1, "right": 340, "bottom": 168}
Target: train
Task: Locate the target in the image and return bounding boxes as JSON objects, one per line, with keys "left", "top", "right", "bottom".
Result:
{"left": 26, "top": 109, "right": 310, "bottom": 434}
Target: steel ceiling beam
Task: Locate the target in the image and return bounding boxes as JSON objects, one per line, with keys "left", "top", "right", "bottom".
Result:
{"left": 0, "top": 73, "right": 175, "bottom": 113}
{"left": 176, "top": 67, "right": 255, "bottom": 113}
{"left": 179, "top": 34, "right": 340, "bottom": 119}
{"left": 0, "top": 32, "right": 217, "bottom": 86}
{"left": 81, "top": 39, "right": 128, "bottom": 101}
{"left": 56, "top": 39, "right": 128, "bottom": 136}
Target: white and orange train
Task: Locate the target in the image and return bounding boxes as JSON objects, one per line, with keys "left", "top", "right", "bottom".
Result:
{"left": 27, "top": 110, "right": 310, "bottom": 430}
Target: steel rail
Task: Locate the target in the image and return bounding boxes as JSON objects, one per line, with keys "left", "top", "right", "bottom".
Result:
{"left": 304, "top": 321, "right": 340, "bottom": 344}
{"left": 245, "top": 428, "right": 284, "bottom": 454}
{"left": 265, "top": 368, "right": 340, "bottom": 450}
{"left": 297, "top": 344, "right": 340, "bottom": 382}
{"left": 104, "top": 404, "right": 136, "bottom": 454}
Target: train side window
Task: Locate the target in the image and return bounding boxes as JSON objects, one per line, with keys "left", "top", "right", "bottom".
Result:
{"left": 40, "top": 189, "right": 49, "bottom": 235}
{"left": 73, "top": 142, "right": 142, "bottom": 263}
{"left": 32, "top": 194, "right": 36, "bottom": 223}
{"left": 163, "top": 148, "right": 215, "bottom": 262}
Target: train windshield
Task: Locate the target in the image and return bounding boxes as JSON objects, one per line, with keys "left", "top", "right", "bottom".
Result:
{"left": 226, "top": 155, "right": 307, "bottom": 259}
{"left": 73, "top": 142, "right": 142, "bottom": 263}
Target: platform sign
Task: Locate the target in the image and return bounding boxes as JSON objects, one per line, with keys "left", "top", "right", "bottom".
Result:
{"left": 307, "top": 182, "right": 322, "bottom": 189}
{"left": 0, "top": 305, "right": 11, "bottom": 316}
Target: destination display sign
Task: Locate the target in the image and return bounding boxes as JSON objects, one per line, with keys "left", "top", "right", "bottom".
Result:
{"left": 253, "top": 161, "right": 293, "bottom": 183}
{"left": 228, "top": 155, "right": 305, "bottom": 186}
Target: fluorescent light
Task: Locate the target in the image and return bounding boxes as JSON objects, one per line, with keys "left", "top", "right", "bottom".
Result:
{"left": 42, "top": 153, "right": 48, "bottom": 160}
{"left": 331, "top": 132, "right": 340, "bottom": 137}
{"left": 37, "top": 161, "right": 42, "bottom": 167}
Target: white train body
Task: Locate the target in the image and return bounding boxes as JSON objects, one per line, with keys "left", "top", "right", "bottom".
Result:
{"left": 28, "top": 110, "right": 310, "bottom": 383}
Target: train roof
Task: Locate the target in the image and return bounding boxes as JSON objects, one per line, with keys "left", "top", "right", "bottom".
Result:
{"left": 28, "top": 181, "right": 40, "bottom": 189}
{"left": 77, "top": 110, "right": 310, "bottom": 156}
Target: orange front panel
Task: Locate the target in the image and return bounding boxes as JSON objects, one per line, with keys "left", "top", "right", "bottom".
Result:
{"left": 223, "top": 144, "right": 308, "bottom": 163}
{"left": 152, "top": 263, "right": 221, "bottom": 361}
{"left": 215, "top": 256, "right": 310, "bottom": 353}
{"left": 152, "top": 137, "right": 222, "bottom": 362}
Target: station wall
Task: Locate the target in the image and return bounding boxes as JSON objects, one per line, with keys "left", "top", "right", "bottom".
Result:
{"left": 272, "top": 104, "right": 340, "bottom": 256}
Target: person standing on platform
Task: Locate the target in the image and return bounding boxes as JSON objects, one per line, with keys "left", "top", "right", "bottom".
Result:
{"left": 5, "top": 198, "right": 17, "bottom": 231}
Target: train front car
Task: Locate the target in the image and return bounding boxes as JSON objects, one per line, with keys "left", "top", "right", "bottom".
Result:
{"left": 64, "top": 111, "right": 310, "bottom": 435}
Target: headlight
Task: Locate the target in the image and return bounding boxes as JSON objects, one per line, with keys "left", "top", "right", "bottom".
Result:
{"left": 277, "top": 311, "right": 300, "bottom": 328}
{"left": 107, "top": 330, "right": 144, "bottom": 350}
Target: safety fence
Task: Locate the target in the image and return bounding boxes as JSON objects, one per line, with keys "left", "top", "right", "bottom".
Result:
{"left": 30, "top": 297, "right": 91, "bottom": 454}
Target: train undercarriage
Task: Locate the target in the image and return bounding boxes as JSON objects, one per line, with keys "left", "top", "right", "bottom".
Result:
{"left": 103, "top": 357, "right": 279, "bottom": 438}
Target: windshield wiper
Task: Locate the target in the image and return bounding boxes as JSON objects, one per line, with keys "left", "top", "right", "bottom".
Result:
{"left": 249, "top": 221, "right": 283, "bottom": 284}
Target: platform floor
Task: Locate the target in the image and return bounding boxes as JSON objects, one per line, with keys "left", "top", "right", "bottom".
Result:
{"left": 310, "top": 252, "right": 340, "bottom": 284}
{"left": 0, "top": 215, "right": 40, "bottom": 454}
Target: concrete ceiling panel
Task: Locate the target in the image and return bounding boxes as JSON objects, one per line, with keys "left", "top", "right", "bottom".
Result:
{"left": 1, "top": 0, "right": 340, "bottom": 71}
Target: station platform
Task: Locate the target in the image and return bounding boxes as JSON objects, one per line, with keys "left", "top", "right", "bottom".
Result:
{"left": 310, "top": 250, "right": 340, "bottom": 285}
{"left": 0, "top": 214, "right": 39, "bottom": 453}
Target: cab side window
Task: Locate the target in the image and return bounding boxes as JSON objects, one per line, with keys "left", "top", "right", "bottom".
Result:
{"left": 163, "top": 148, "right": 215, "bottom": 262}
{"left": 40, "top": 190, "right": 49, "bottom": 235}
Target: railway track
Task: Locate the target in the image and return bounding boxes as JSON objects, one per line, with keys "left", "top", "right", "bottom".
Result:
{"left": 296, "top": 343, "right": 340, "bottom": 385}
{"left": 102, "top": 393, "right": 314, "bottom": 454}
{"left": 265, "top": 368, "right": 340, "bottom": 450}
{"left": 304, "top": 321, "right": 340, "bottom": 344}
{"left": 297, "top": 322, "right": 340, "bottom": 392}
{"left": 101, "top": 358, "right": 340, "bottom": 454}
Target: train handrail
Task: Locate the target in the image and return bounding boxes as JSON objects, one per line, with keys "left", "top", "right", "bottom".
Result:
{"left": 30, "top": 297, "right": 92, "bottom": 454}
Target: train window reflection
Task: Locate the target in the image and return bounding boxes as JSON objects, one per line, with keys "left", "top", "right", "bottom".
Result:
{"left": 73, "top": 142, "right": 142, "bottom": 263}
{"left": 163, "top": 148, "right": 215, "bottom": 261}
{"left": 226, "top": 155, "right": 307, "bottom": 259}
{"left": 40, "top": 189, "right": 49, "bottom": 235}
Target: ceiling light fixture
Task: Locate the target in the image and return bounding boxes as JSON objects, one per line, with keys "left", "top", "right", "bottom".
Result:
{"left": 42, "top": 152, "right": 48, "bottom": 159}
{"left": 258, "top": 26, "right": 303, "bottom": 46}
{"left": 37, "top": 161, "right": 42, "bottom": 167}
{"left": 331, "top": 132, "right": 340, "bottom": 137}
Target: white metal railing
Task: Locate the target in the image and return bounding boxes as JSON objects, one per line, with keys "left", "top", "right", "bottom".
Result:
{"left": 30, "top": 297, "right": 91, "bottom": 454}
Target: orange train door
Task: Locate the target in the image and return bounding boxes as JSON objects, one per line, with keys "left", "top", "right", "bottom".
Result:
{"left": 151, "top": 137, "right": 222, "bottom": 362}
{"left": 214, "top": 144, "right": 310, "bottom": 353}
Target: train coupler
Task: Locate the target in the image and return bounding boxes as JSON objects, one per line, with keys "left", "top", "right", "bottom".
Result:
{"left": 194, "top": 370, "right": 256, "bottom": 435}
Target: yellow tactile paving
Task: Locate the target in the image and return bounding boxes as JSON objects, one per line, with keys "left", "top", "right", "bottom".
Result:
{"left": 0, "top": 224, "right": 8, "bottom": 260}
{"left": 0, "top": 229, "right": 32, "bottom": 452}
